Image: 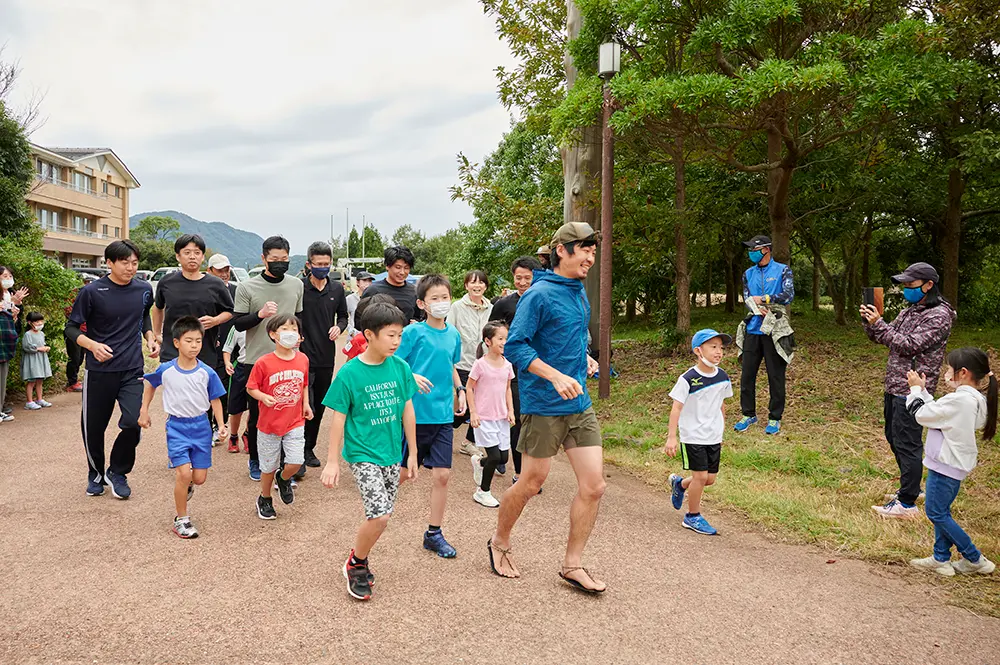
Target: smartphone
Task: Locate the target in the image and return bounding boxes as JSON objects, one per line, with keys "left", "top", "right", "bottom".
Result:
{"left": 862, "top": 287, "right": 884, "bottom": 316}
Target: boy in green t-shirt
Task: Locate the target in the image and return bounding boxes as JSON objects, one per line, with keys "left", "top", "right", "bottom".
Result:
{"left": 321, "top": 301, "right": 418, "bottom": 601}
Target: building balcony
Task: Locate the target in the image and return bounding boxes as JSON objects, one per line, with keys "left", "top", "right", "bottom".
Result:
{"left": 41, "top": 225, "right": 112, "bottom": 259}
{"left": 35, "top": 174, "right": 109, "bottom": 199}
{"left": 28, "top": 177, "right": 114, "bottom": 217}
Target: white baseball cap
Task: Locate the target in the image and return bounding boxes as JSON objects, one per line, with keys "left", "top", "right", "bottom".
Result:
{"left": 207, "top": 254, "right": 231, "bottom": 269}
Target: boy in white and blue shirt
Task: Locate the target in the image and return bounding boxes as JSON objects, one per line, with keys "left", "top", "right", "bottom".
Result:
{"left": 665, "top": 329, "right": 734, "bottom": 536}
{"left": 139, "top": 316, "right": 227, "bottom": 539}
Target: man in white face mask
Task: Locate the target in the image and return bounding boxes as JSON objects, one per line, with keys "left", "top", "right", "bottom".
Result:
{"left": 395, "top": 274, "right": 467, "bottom": 558}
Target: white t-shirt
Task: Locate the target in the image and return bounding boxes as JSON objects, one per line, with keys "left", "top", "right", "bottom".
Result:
{"left": 223, "top": 328, "right": 247, "bottom": 364}
{"left": 144, "top": 359, "right": 227, "bottom": 418}
{"left": 669, "top": 366, "right": 733, "bottom": 445}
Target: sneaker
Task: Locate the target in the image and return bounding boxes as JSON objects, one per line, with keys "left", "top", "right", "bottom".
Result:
{"left": 343, "top": 555, "right": 372, "bottom": 600}
{"left": 669, "top": 473, "right": 686, "bottom": 510}
{"left": 290, "top": 477, "right": 299, "bottom": 489}
{"left": 37, "top": 399, "right": 53, "bottom": 408}
{"left": 256, "top": 495, "right": 276, "bottom": 520}
{"left": 682, "top": 514, "right": 718, "bottom": 535}
{"left": 24, "top": 401, "right": 41, "bottom": 410}
{"left": 86, "top": 477, "right": 105, "bottom": 496}
{"left": 0, "top": 412, "right": 13, "bottom": 422}
{"left": 2, "top": 405, "right": 12, "bottom": 415}
{"left": 884, "top": 490, "right": 926, "bottom": 502}
{"left": 423, "top": 530, "right": 457, "bottom": 558}
{"left": 471, "top": 454, "right": 484, "bottom": 488}
{"left": 274, "top": 471, "right": 295, "bottom": 505}
{"left": 459, "top": 441, "right": 480, "bottom": 457}
{"left": 733, "top": 416, "right": 757, "bottom": 432}
{"left": 66, "top": 382, "right": 83, "bottom": 392}
{"left": 187, "top": 483, "right": 194, "bottom": 501}
{"left": 292, "top": 465, "right": 306, "bottom": 481}
{"left": 473, "top": 489, "right": 500, "bottom": 508}
{"left": 248, "top": 459, "right": 261, "bottom": 482}
{"left": 172, "top": 516, "right": 199, "bottom": 539}
{"left": 211, "top": 426, "right": 221, "bottom": 446}
{"left": 871, "top": 499, "right": 921, "bottom": 519}
{"left": 304, "top": 449, "right": 322, "bottom": 467}
{"left": 227, "top": 437, "right": 239, "bottom": 453}
{"left": 104, "top": 469, "right": 131, "bottom": 500}
{"left": 241, "top": 432, "right": 250, "bottom": 454}
{"left": 764, "top": 419, "right": 781, "bottom": 435}
{"left": 952, "top": 556, "right": 996, "bottom": 575}
{"left": 497, "top": 463, "right": 506, "bottom": 476}
{"left": 910, "top": 556, "right": 955, "bottom": 576}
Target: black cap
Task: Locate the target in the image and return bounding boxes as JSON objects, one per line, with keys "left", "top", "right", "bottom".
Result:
{"left": 356, "top": 271, "right": 374, "bottom": 281}
{"left": 743, "top": 235, "right": 772, "bottom": 249}
{"left": 892, "top": 262, "right": 939, "bottom": 284}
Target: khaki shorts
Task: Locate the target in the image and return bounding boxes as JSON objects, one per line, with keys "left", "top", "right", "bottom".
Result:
{"left": 517, "top": 407, "right": 602, "bottom": 459}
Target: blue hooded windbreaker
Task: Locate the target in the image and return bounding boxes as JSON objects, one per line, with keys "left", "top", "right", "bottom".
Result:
{"left": 504, "top": 270, "right": 592, "bottom": 416}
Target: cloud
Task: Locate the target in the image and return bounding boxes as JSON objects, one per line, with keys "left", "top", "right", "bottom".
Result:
{"left": 3, "top": 0, "right": 517, "bottom": 252}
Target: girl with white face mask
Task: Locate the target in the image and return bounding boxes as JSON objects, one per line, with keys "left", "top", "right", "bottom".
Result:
{"left": 447, "top": 270, "right": 495, "bottom": 456}
{"left": 21, "top": 312, "right": 54, "bottom": 410}
{"left": 0, "top": 267, "right": 29, "bottom": 423}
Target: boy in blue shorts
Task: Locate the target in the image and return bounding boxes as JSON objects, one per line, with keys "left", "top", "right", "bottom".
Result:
{"left": 139, "top": 316, "right": 227, "bottom": 539}
{"left": 396, "top": 274, "right": 467, "bottom": 558}
{"left": 321, "top": 301, "right": 419, "bottom": 601}
{"left": 665, "top": 329, "right": 734, "bottom": 536}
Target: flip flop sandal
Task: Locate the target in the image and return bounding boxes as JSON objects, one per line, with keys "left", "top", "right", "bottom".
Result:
{"left": 487, "top": 539, "right": 516, "bottom": 578}
{"left": 559, "top": 567, "right": 606, "bottom": 594}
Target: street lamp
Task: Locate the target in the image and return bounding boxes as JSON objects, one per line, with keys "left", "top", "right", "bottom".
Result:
{"left": 598, "top": 41, "right": 620, "bottom": 400}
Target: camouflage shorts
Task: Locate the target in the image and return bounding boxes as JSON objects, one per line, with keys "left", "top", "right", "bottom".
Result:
{"left": 349, "top": 462, "right": 400, "bottom": 520}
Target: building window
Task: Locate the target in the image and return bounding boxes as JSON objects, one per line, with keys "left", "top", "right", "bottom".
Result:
{"left": 102, "top": 181, "right": 108, "bottom": 194}
{"left": 115, "top": 185, "right": 121, "bottom": 198}
{"left": 102, "top": 224, "right": 108, "bottom": 236}
{"left": 72, "top": 172, "right": 94, "bottom": 194}
{"left": 114, "top": 227, "right": 120, "bottom": 238}
{"left": 72, "top": 257, "right": 95, "bottom": 269}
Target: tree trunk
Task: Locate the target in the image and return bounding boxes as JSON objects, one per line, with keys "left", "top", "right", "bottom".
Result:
{"left": 626, "top": 297, "right": 636, "bottom": 323}
{"left": 812, "top": 247, "right": 821, "bottom": 312}
{"left": 766, "top": 120, "right": 793, "bottom": 264}
{"left": 724, "top": 251, "right": 736, "bottom": 313}
{"left": 563, "top": 0, "right": 602, "bottom": 343}
{"left": 674, "top": 132, "right": 691, "bottom": 334}
{"left": 861, "top": 213, "right": 872, "bottom": 287}
{"left": 940, "top": 165, "right": 964, "bottom": 308}
{"left": 807, "top": 235, "right": 847, "bottom": 325}
{"left": 705, "top": 262, "right": 712, "bottom": 308}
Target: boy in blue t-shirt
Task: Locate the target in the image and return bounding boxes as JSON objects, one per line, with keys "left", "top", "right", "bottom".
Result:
{"left": 139, "top": 316, "right": 227, "bottom": 539}
{"left": 664, "top": 329, "right": 734, "bottom": 536}
{"left": 396, "top": 274, "right": 466, "bottom": 558}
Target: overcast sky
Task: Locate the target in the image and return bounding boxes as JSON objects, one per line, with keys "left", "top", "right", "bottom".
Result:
{"left": 2, "top": 0, "right": 515, "bottom": 253}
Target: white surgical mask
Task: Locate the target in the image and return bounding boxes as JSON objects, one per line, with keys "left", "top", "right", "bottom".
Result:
{"left": 696, "top": 351, "right": 718, "bottom": 370}
{"left": 278, "top": 331, "right": 299, "bottom": 349}
{"left": 1, "top": 278, "right": 13, "bottom": 290}
{"left": 33, "top": 322, "right": 44, "bottom": 331}
{"left": 429, "top": 302, "right": 452, "bottom": 319}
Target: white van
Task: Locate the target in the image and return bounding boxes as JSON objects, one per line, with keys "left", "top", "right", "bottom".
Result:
{"left": 150, "top": 266, "right": 179, "bottom": 298}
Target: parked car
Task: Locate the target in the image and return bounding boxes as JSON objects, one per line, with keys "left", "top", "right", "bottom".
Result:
{"left": 150, "top": 266, "right": 180, "bottom": 298}
{"left": 231, "top": 267, "right": 250, "bottom": 283}
{"left": 247, "top": 266, "right": 265, "bottom": 279}
{"left": 73, "top": 267, "right": 110, "bottom": 280}
{"left": 135, "top": 270, "right": 153, "bottom": 282}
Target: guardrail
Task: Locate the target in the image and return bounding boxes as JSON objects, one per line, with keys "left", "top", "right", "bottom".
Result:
{"left": 34, "top": 174, "right": 109, "bottom": 200}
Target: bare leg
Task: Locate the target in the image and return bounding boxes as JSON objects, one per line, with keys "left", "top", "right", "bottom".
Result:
{"left": 25, "top": 381, "right": 34, "bottom": 403}
{"left": 682, "top": 471, "right": 714, "bottom": 514}
{"left": 562, "top": 445, "right": 607, "bottom": 591}
{"left": 280, "top": 463, "right": 300, "bottom": 481}
{"left": 36, "top": 381, "right": 44, "bottom": 401}
{"left": 174, "top": 464, "right": 193, "bottom": 517}
{"left": 429, "top": 467, "right": 450, "bottom": 526}
{"left": 354, "top": 515, "right": 390, "bottom": 559}
{"left": 260, "top": 471, "right": 275, "bottom": 498}
{"left": 191, "top": 469, "right": 208, "bottom": 485}
{"left": 491, "top": 454, "right": 551, "bottom": 578}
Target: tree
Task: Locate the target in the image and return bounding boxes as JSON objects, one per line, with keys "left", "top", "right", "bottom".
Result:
{"left": 0, "top": 101, "right": 35, "bottom": 239}
{"left": 130, "top": 215, "right": 180, "bottom": 270}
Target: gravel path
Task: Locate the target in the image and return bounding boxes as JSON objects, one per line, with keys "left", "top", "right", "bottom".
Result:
{"left": 1, "top": 389, "right": 997, "bottom": 665}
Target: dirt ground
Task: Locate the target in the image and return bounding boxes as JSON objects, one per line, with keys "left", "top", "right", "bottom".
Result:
{"left": 1, "top": 388, "right": 998, "bottom": 665}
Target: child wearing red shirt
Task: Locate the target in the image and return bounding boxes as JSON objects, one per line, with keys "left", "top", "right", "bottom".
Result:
{"left": 247, "top": 314, "right": 313, "bottom": 520}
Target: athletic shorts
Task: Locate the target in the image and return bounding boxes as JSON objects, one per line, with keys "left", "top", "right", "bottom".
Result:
{"left": 350, "top": 462, "right": 401, "bottom": 520}
{"left": 166, "top": 415, "right": 213, "bottom": 469}
{"left": 473, "top": 419, "right": 510, "bottom": 450}
{"left": 257, "top": 426, "right": 305, "bottom": 474}
{"left": 409, "top": 423, "right": 453, "bottom": 469}
{"left": 518, "top": 407, "right": 602, "bottom": 459}
{"left": 680, "top": 443, "right": 721, "bottom": 474}
{"left": 227, "top": 363, "right": 251, "bottom": 415}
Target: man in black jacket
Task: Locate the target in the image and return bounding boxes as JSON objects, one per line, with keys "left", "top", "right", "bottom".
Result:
{"left": 299, "top": 241, "right": 348, "bottom": 467}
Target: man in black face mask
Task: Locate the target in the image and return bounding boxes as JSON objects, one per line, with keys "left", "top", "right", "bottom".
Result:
{"left": 232, "top": 235, "right": 304, "bottom": 482}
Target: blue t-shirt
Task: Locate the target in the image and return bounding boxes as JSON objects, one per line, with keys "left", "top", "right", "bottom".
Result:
{"left": 395, "top": 321, "right": 461, "bottom": 424}
{"left": 144, "top": 359, "right": 227, "bottom": 418}
{"left": 68, "top": 275, "right": 153, "bottom": 372}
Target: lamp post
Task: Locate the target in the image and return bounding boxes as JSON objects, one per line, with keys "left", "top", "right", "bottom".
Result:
{"left": 598, "top": 41, "right": 620, "bottom": 400}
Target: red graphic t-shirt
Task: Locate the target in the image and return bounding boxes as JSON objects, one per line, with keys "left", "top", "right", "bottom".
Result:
{"left": 247, "top": 351, "right": 310, "bottom": 436}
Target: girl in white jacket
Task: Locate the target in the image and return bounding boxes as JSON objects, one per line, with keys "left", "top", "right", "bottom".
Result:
{"left": 905, "top": 347, "right": 997, "bottom": 577}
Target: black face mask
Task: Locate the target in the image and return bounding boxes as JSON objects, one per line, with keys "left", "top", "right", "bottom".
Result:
{"left": 267, "top": 261, "right": 289, "bottom": 278}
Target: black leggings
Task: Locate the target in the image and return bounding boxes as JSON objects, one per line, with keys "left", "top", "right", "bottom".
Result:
{"left": 478, "top": 446, "right": 510, "bottom": 492}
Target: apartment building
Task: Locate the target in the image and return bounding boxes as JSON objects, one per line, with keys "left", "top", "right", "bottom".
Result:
{"left": 26, "top": 144, "right": 140, "bottom": 268}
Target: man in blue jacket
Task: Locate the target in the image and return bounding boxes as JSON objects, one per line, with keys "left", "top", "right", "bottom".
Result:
{"left": 488, "top": 222, "right": 606, "bottom": 594}
{"left": 735, "top": 235, "right": 794, "bottom": 435}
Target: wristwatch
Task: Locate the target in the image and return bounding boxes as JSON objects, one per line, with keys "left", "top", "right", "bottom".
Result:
{"left": 456, "top": 386, "right": 467, "bottom": 393}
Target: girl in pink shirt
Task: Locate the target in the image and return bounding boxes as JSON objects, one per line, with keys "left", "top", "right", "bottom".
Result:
{"left": 467, "top": 321, "right": 515, "bottom": 507}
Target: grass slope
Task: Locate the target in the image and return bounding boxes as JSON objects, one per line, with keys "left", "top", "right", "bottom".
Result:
{"left": 594, "top": 307, "right": 999, "bottom": 616}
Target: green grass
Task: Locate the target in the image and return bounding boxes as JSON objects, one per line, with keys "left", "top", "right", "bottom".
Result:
{"left": 595, "top": 307, "right": 1000, "bottom": 617}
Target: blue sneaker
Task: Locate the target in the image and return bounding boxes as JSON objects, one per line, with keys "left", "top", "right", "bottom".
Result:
{"left": 682, "top": 514, "right": 718, "bottom": 536}
{"left": 733, "top": 416, "right": 757, "bottom": 432}
{"left": 104, "top": 469, "right": 131, "bottom": 500}
{"left": 669, "top": 474, "right": 685, "bottom": 510}
{"left": 423, "top": 530, "right": 457, "bottom": 558}
{"left": 248, "top": 459, "right": 261, "bottom": 482}
{"left": 765, "top": 419, "right": 781, "bottom": 435}
{"left": 86, "top": 477, "right": 105, "bottom": 496}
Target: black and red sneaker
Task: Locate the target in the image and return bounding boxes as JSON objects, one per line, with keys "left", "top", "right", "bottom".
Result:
{"left": 343, "top": 552, "right": 372, "bottom": 600}
{"left": 241, "top": 432, "right": 250, "bottom": 454}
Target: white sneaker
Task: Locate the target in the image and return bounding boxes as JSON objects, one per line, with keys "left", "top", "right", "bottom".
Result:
{"left": 910, "top": 556, "right": 955, "bottom": 577}
{"left": 37, "top": 399, "right": 52, "bottom": 408}
{"left": 471, "top": 454, "right": 484, "bottom": 488}
{"left": 473, "top": 489, "right": 500, "bottom": 508}
{"left": 872, "top": 499, "right": 921, "bottom": 520}
{"left": 0, "top": 412, "right": 13, "bottom": 422}
{"left": 24, "top": 401, "right": 41, "bottom": 410}
{"left": 952, "top": 556, "right": 996, "bottom": 575}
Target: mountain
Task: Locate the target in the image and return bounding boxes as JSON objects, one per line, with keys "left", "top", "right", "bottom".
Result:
{"left": 129, "top": 210, "right": 307, "bottom": 273}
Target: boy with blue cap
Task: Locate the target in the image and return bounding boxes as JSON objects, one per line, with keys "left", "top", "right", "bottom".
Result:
{"left": 665, "top": 329, "right": 734, "bottom": 536}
